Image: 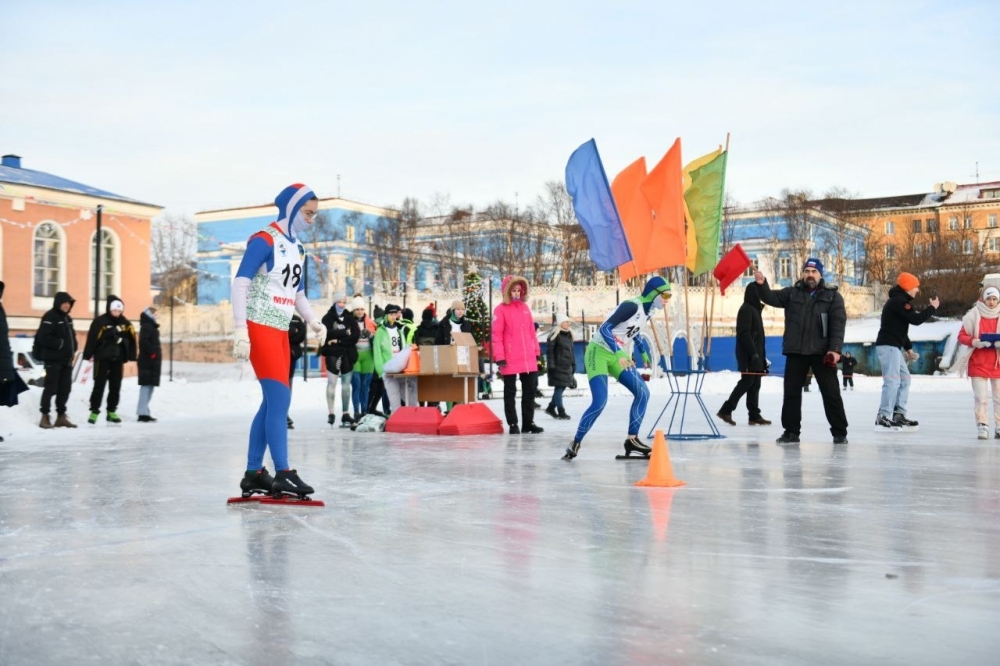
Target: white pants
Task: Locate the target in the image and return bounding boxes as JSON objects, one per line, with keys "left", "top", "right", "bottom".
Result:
{"left": 971, "top": 377, "right": 1000, "bottom": 426}
{"left": 326, "top": 371, "right": 353, "bottom": 415}
{"left": 384, "top": 376, "right": 417, "bottom": 412}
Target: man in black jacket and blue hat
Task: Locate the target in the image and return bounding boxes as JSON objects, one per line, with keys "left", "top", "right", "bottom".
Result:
{"left": 754, "top": 258, "right": 849, "bottom": 445}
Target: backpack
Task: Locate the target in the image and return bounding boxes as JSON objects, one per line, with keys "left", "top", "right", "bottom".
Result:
{"left": 353, "top": 414, "right": 387, "bottom": 433}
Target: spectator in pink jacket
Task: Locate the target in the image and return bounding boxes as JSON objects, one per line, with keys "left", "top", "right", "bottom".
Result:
{"left": 492, "top": 275, "right": 543, "bottom": 434}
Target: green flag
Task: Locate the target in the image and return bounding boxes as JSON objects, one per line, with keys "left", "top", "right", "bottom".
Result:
{"left": 683, "top": 149, "right": 728, "bottom": 275}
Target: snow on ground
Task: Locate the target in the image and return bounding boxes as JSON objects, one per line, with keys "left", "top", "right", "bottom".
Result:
{"left": 0, "top": 361, "right": 983, "bottom": 444}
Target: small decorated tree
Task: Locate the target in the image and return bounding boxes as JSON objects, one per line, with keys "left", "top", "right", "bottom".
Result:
{"left": 462, "top": 264, "right": 489, "bottom": 346}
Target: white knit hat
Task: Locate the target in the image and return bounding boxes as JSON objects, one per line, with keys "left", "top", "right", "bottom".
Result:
{"left": 349, "top": 297, "right": 367, "bottom": 311}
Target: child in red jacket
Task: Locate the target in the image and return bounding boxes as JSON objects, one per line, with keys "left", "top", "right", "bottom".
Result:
{"left": 957, "top": 286, "right": 1000, "bottom": 439}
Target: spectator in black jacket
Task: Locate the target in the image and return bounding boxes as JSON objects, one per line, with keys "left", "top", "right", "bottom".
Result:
{"left": 543, "top": 316, "right": 576, "bottom": 420}
{"left": 435, "top": 300, "right": 473, "bottom": 344}
{"left": 0, "top": 281, "right": 21, "bottom": 440}
{"left": 34, "top": 291, "right": 78, "bottom": 429}
{"left": 874, "top": 272, "right": 938, "bottom": 429}
{"left": 717, "top": 283, "right": 771, "bottom": 426}
{"left": 136, "top": 306, "right": 161, "bottom": 422}
{"left": 755, "top": 258, "right": 849, "bottom": 445}
{"left": 83, "top": 295, "right": 137, "bottom": 424}
{"left": 285, "top": 313, "right": 307, "bottom": 429}
{"left": 840, "top": 352, "right": 857, "bottom": 390}
{"left": 321, "top": 293, "right": 360, "bottom": 426}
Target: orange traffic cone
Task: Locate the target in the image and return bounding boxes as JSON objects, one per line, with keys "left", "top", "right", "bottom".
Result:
{"left": 635, "top": 430, "right": 686, "bottom": 488}
{"left": 403, "top": 347, "right": 421, "bottom": 374}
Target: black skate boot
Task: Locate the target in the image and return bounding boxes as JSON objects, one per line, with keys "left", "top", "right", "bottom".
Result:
{"left": 341, "top": 413, "right": 354, "bottom": 428}
{"left": 556, "top": 407, "right": 571, "bottom": 420}
{"left": 327, "top": 413, "right": 336, "bottom": 426}
{"left": 272, "top": 469, "right": 314, "bottom": 498}
{"left": 240, "top": 467, "right": 275, "bottom": 498}
{"left": 562, "top": 440, "right": 581, "bottom": 461}
{"left": 621, "top": 435, "right": 652, "bottom": 458}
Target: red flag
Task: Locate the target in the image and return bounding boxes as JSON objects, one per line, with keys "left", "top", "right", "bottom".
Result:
{"left": 713, "top": 243, "right": 752, "bottom": 295}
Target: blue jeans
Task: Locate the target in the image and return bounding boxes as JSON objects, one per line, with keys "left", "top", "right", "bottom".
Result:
{"left": 551, "top": 386, "right": 565, "bottom": 410}
{"left": 877, "top": 345, "right": 910, "bottom": 418}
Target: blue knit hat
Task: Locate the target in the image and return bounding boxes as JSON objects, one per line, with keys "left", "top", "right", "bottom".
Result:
{"left": 274, "top": 183, "right": 316, "bottom": 224}
{"left": 641, "top": 275, "right": 671, "bottom": 301}
{"left": 802, "top": 257, "right": 824, "bottom": 276}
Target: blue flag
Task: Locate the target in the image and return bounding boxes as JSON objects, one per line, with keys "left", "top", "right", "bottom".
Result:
{"left": 565, "top": 139, "right": 633, "bottom": 270}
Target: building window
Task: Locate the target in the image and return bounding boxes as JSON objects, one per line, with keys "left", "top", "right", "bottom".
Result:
{"left": 982, "top": 188, "right": 1000, "bottom": 199}
{"left": 949, "top": 239, "right": 959, "bottom": 253}
{"left": 964, "top": 216, "right": 973, "bottom": 229}
{"left": 365, "top": 228, "right": 374, "bottom": 244}
{"left": 912, "top": 219, "right": 922, "bottom": 233}
{"left": 778, "top": 256, "right": 791, "bottom": 279}
{"left": 913, "top": 243, "right": 923, "bottom": 257}
{"left": 989, "top": 214, "right": 998, "bottom": 229}
{"left": 345, "top": 225, "right": 355, "bottom": 242}
{"left": 989, "top": 238, "right": 1000, "bottom": 253}
{"left": 885, "top": 244, "right": 896, "bottom": 259}
{"left": 33, "top": 222, "right": 62, "bottom": 299}
{"left": 963, "top": 239, "right": 974, "bottom": 254}
{"left": 926, "top": 219, "right": 938, "bottom": 232}
{"left": 949, "top": 217, "right": 959, "bottom": 231}
{"left": 884, "top": 220, "right": 895, "bottom": 235}
{"left": 90, "top": 229, "right": 120, "bottom": 305}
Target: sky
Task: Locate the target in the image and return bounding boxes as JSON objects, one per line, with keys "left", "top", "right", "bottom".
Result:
{"left": 1, "top": 0, "right": 997, "bottom": 218}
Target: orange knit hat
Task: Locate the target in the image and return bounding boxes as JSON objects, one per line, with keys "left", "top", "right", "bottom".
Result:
{"left": 897, "top": 272, "right": 920, "bottom": 291}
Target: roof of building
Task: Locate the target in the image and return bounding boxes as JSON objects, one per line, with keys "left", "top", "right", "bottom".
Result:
{"left": 0, "top": 154, "right": 157, "bottom": 207}
{"left": 811, "top": 182, "right": 1000, "bottom": 215}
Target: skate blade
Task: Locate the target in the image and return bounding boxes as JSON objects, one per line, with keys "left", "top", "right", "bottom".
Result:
{"left": 260, "top": 495, "right": 325, "bottom": 507}
{"left": 227, "top": 496, "right": 263, "bottom": 504}
{"left": 615, "top": 453, "right": 651, "bottom": 460}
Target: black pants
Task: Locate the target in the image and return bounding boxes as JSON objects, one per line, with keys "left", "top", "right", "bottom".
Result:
{"left": 782, "top": 354, "right": 848, "bottom": 438}
{"left": 502, "top": 372, "right": 537, "bottom": 427}
{"left": 89, "top": 360, "right": 124, "bottom": 414}
{"left": 366, "top": 373, "right": 387, "bottom": 414}
{"left": 40, "top": 362, "right": 73, "bottom": 415}
{"left": 842, "top": 375, "right": 853, "bottom": 388}
{"left": 721, "top": 373, "right": 761, "bottom": 419}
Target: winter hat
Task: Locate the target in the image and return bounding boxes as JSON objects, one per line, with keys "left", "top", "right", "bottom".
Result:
{"left": 897, "top": 272, "right": 920, "bottom": 291}
{"left": 107, "top": 295, "right": 124, "bottom": 314}
{"left": 421, "top": 307, "right": 435, "bottom": 323}
{"left": 558, "top": 315, "right": 572, "bottom": 326}
{"left": 402, "top": 307, "right": 414, "bottom": 321}
{"left": 641, "top": 275, "right": 671, "bottom": 301}
{"left": 984, "top": 287, "right": 1000, "bottom": 301}
{"left": 349, "top": 297, "right": 366, "bottom": 311}
{"left": 332, "top": 291, "right": 347, "bottom": 303}
{"left": 383, "top": 304, "right": 401, "bottom": 315}
{"left": 274, "top": 183, "right": 316, "bottom": 224}
{"left": 451, "top": 299, "right": 464, "bottom": 311}
{"left": 426, "top": 303, "right": 436, "bottom": 317}
{"left": 802, "top": 257, "right": 824, "bottom": 275}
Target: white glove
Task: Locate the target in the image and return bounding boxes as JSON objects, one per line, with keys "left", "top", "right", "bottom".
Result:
{"left": 233, "top": 328, "right": 250, "bottom": 361}
{"left": 309, "top": 320, "right": 327, "bottom": 341}
{"left": 905, "top": 349, "right": 919, "bottom": 362}
{"left": 972, "top": 338, "right": 991, "bottom": 349}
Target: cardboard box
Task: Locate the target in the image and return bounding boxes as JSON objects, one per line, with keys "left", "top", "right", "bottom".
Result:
{"left": 418, "top": 332, "right": 479, "bottom": 375}
{"left": 416, "top": 376, "right": 478, "bottom": 403}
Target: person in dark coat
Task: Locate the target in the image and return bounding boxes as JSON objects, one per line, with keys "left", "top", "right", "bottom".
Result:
{"left": 34, "top": 291, "right": 78, "bottom": 429}
{"left": 0, "top": 282, "right": 21, "bottom": 439}
{"left": 435, "top": 300, "right": 473, "bottom": 344}
{"left": 136, "top": 306, "right": 162, "bottom": 422}
{"left": 415, "top": 306, "right": 440, "bottom": 346}
{"left": 717, "top": 283, "right": 771, "bottom": 426}
{"left": 754, "top": 258, "right": 849, "bottom": 445}
{"left": 83, "top": 295, "right": 137, "bottom": 424}
{"left": 286, "top": 313, "right": 307, "bottom": 428}
{"left": 321, "top": 292, "right": 360, "bottom": 425}
{"left": 543, "top": 316, "right": 575, "bottom": 420}
{"left": 874, "top": 272, "right": 938, "bottom": 429}
{"left": 840, "top": 352, "right": 857, "bottom": 390}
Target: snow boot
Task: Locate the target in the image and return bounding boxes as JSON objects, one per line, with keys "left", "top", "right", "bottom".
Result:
{"left": 748, "top": 416, "right": 771, "bottom": 426}
{"left": 556, "top": 407, "right": 571, "bottom": 420}
{"left": 509, "top": 424, "right": 520, "bottom": 435}
{"left": 716, "top": 410, "right": 736, "bottom": 426}
{"left": 272, "top": 469, "right": 314, "bottom": 497}
{"left": 240, "top": 467, "right": 275, "bottom": 498}
{"left": 523, "top": 423, "right": 544, "bottom": 434}
{"left": 544, "top": 405, "right": 558, "bottom": 419}
{"left": 87, "top": 412, "right": 99, "bottom": 425}
{"left": 776, "top": 431, "right": 801, "bottom": 445}
{"left": 39, "top": 414, "right": 54, "bottom": 429}
{"left": 562, "top": 440, "right": 581, "bottom": 461}
{"left": 107, "top": 412, "right": 122, "bottom": 424}
{"left": 54, "top": 413, "right": 78, "bottom": 428}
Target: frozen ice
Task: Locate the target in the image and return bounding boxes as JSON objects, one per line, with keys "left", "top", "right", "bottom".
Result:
{"left": 1, "top": 365, "right": 999, "bottom": 664}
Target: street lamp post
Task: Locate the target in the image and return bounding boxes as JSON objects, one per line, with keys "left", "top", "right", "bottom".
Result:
{"left": 93, "top": 205, "right": 103, "bottom": 318}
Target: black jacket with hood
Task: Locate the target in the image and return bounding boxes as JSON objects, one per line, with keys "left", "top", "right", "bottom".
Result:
{"left": 735, "top": 284, "right": 767, "bottom": 373}
{"left": 138, "top": 308, "right": 162, "bottom": 386}
{"left": 84, "top": 295, "right": 137, "bottom": 363}
{"left": 757, "top": 277, "right": 846, "bottom": 356}
{"left": 34, "top": 291, "right": 78, "bottom": 365}
{"left": 321, "top": 304, "right": 360, "bottom": 373}
{"left": 874, "top": 285, "right": 935, "bottom": 350}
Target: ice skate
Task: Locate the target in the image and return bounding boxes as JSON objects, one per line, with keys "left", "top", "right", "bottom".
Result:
{"left": 562, "top": 440, "right": 581, "bottom": 461}
{"left": 978, "top": 423, "right": 989, "bottom": 440}
{"left": 327, "top": 413, "right": 336, "bottom": 426}
{"left": 340, "top": 413, "right": 354, "bottom": 428}
{"left": 616, "top": 435, "right": 651, "bottom": 460}
{"left": 238, "top": 467, "right": 275, "bottom": 498}
{"left": 875, "top": 414, "right": 901, "bottom": 431}
{"left": 271, "top": 469, "right": 315, "bottom": 498}
{"left": 892, "top": 413, "right": 919, "bottom": 432}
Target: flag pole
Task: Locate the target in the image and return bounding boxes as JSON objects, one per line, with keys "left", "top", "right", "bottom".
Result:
{"left": 683, "top": 267, "right": 694, "bottom": 360}
{"left": 705, "top": 132, "right": 730, "bottom": 363}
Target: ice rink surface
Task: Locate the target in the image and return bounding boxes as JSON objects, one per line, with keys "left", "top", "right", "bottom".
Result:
{"left": 2, "top": 366, "right": 1000, "bottom": 665}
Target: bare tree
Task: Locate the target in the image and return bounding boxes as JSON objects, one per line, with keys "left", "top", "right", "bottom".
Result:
{"left": 719, "top": 192, "right": 740, "bottom": 255}
{"left": 296, "top": 210, "right": 344, "bottom": 299}
{"left": 373, "top": 197, "right": 420, "bottom": 295}
{"left": 814, "top": 186, "right": 866, "bottom": 285}
{"left": 151, "top": 213, "right": 199, "bottom": 304}
{"left": 535, "top": 180, "right": 592, "bottom": 285}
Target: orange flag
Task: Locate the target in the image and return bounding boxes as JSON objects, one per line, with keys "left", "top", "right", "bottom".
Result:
{"left": 639, "top": 138, "right": 686, "bottom": 270}
{"left": 611, "top": 157, "right": 652, "bottom": 281}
